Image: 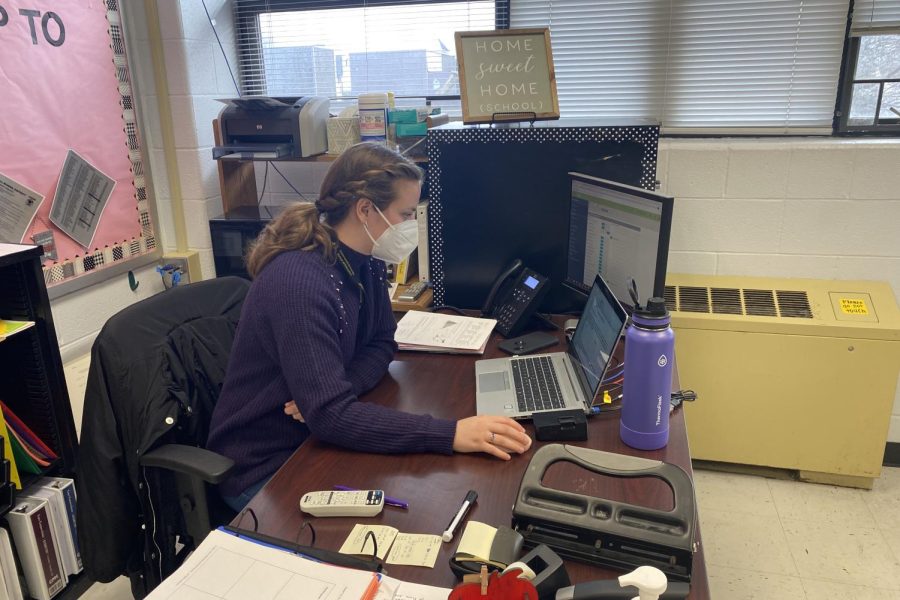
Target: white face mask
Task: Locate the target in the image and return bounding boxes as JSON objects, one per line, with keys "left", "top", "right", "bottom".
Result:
{"left": 363, "top": 206, "right": 419, "bottom": 264}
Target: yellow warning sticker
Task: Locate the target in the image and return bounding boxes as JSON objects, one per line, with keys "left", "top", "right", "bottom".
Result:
{"left": 839, "top": 298, "right": 869, "bottom": 315}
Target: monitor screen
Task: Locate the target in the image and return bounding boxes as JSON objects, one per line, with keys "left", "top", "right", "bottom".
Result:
{"left": 570, "top": 275, "right": 627, "bottom": 396}
{"left": 566, "top": 173, "right": 673, "bottom": 305}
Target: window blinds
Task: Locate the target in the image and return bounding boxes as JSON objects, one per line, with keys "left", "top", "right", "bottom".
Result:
{"left": 851, "top": 0, "right": 900, "bottom": 34}
{"left": 511, "top": 0, "right": 849, "bottom": 132}
{"left": 234, "top": 0, "right": 502, "bottom": 100}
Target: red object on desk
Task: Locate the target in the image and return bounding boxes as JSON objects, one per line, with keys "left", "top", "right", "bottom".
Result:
{"left": 449, "top": 568, "right": 539, "bottom": 600}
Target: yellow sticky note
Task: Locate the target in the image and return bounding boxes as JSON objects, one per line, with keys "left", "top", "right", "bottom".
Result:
{"left": 839, "top": 298, "right": 869, "bottom": 315}
{"left": 339, "top": 524, "right": 398, "bottom": 560}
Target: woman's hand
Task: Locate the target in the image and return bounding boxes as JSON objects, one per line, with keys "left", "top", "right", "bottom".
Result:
{"left": 453, "top": 416, "right": 532, "bottom": 460}
{"left": 284, "top": 401, "right": 305, "bottom": 423}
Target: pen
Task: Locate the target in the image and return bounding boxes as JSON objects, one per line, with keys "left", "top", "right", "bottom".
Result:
{"left": 441, "top": 490, "right": 477, "bottom": 543}
{"left": 333, "top": 485, "right": 409, "bottom": 509}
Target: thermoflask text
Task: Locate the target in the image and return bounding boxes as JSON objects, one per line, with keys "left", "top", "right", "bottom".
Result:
{"left": 620, "top": 297, "right": 674, "bottom": 450}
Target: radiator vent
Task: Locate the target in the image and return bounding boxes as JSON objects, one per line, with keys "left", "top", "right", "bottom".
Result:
{"left": 776, "top": 290, "right": 813, "bottom": 318}
{"left": 678, "top": 286, "right": 710, "bottom": 313}
{"left": 664, "top": 285, "right": 814, "bottom": 319}
{"left": 743, "top": 289, "right": 777, "bottom": 316}
{"left": 711, "top": 288, "right": 742, "bottom": 315}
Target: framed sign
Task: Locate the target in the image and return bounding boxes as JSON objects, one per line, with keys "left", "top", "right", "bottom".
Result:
{"left": 455, "top": 28, "right": 559, "bottom": 125}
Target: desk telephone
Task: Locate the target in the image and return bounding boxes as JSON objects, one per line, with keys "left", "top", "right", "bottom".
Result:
{"left": 481, "top": 259, "right": 550, "bottom": 337}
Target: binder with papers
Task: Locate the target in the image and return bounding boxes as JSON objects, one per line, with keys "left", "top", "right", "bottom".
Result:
{"left": 21, "top": 483, "right": 81, "bottom": 577}
{"left": 37, "top": 478, "right": 80, "bottom": 575}
{"left": 0, "top": 527, "right": 24, "bottom": 600}
{"left": 394, "top": 311, "right": 496, "bottom": 355}
{"left": 146, "top": 528, "right": 381, "bottom": 600}
{"left": 6, "top": 498, "right": 66, "bottom": 600}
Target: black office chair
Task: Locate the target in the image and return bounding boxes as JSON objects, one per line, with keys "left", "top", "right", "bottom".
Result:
{"left": 76, "top": 276, "right": 250, "bottom": 598}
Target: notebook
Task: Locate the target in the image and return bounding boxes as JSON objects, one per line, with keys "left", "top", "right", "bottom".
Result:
{"left": 475, "top": 274, "right": 627, "bottom": 419}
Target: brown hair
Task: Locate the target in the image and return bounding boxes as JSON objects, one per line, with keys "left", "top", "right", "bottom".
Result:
{"left": 245, "top": 143, "right": 423, "bottom": 278}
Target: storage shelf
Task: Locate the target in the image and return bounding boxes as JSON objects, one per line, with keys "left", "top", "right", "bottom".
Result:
{"left": 1, "top": 245, "right": 80, "bottom": 599}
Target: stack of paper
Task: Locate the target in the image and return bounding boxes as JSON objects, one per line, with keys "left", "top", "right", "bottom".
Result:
{"left": 1, "top": 401, "right": 59, "bottom": 475}
{"left": 0, "top": 320, "right": 34, "bottom": 342}
{"left": 394, "top": 311, "right": 496, "bottom": 355}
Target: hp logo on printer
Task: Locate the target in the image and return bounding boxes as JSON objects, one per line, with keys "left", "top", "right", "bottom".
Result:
{"left": 658, "top": 355, "right": 668, "bottom": 367}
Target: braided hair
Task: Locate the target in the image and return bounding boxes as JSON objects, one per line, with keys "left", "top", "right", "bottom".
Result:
{"left": 245, "top": 142, "right": 423, "bottom": 278}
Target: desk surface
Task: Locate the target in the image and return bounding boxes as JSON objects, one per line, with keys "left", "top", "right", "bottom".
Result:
{"left": 238, "top": 327, "right": 709, "bottom": 598}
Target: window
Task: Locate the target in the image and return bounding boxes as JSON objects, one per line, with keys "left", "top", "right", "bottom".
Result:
{"left": 512, "top": 1, "right": 849, "bottom": 134}
{"left": 838, "top": 0, "right": 900, "bottom": 133}
{"left": 234, "top": 0, "right": 505, "bottom": 112}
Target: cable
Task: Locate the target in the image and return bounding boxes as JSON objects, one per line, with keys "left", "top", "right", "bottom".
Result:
{"left": 201, "top": 0, "right": 240, "bottom": 95}
{"left": 430, "top": 304, "right": 469, "bottom": 316}
{"left": 271, "top": 163, "right": 308, "bottom": 200}
{"left": 670, "top": 389, "right": 697, "bottom": 409}
{"left": 257, "top": 161, "right": 269, "bottom": 205}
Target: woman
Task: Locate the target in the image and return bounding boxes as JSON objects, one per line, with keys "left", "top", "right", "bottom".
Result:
{"left": 207, "top": 143, "right": 532, "bottom": 511}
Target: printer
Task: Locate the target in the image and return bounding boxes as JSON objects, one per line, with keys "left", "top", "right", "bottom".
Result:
{"left": 213, "top": 96, "right": 330, "bottom": 160}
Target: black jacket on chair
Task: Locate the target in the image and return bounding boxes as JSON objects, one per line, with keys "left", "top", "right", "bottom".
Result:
{"left": 76, "top": 277, "right": 249, "bottom": 592}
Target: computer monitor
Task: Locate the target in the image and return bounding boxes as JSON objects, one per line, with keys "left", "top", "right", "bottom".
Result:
{"left": 566, "top": 172, "right": 673, "bottom": 305}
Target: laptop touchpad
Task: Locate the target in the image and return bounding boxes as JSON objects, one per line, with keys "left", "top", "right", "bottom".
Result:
{"left": 479, "top": 372, "right": 509, "bottom": 392}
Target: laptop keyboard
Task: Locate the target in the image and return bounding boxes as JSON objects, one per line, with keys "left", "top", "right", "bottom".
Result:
{"left": 511, "top": 356, "right": 565, "bottom": 413}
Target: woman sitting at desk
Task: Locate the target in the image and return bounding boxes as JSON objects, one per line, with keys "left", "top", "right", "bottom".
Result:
{"left": 208, "top": 142, "right": 532, "bottom": 511}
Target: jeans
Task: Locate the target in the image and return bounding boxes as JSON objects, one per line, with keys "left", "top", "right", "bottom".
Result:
{"left": 222, "top": 477, "right": 270, "bottom": 512}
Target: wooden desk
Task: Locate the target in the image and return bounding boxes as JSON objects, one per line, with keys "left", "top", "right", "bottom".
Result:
{"left": 237, "top": 328, "right": 710, "bottom": 598}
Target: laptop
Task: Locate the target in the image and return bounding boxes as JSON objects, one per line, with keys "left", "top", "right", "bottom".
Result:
{"left": 475, "top": 274, "right": 627, "bottom": 419}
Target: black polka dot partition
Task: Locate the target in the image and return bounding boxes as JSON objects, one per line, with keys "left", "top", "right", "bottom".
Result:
{"left": 425, "top": 120, "right": 660, "bottom": 312}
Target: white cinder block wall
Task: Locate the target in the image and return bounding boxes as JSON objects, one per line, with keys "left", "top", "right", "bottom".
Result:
{"left": 658, "top": 138, "right": 900, "bottom": 444}
{"left": 153, "top": 0, "right": 238, "bottom": 277}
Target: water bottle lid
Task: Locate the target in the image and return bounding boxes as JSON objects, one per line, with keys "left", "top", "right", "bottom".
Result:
{"left": 636, "top": 297, "right": 668, "bottom": 317}
{"left": 632, "top": 297, "right": 670, "bottom": 328}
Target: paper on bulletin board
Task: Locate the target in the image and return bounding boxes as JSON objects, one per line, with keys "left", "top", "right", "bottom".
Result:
{"left": 50, "top": 150, "right": 116, "bottom": 248}
{"left": 0, "top": 172, "right": 44, "bottom": 243}
{"left": 0, "top": 0, "right": 141, "bottom": 261}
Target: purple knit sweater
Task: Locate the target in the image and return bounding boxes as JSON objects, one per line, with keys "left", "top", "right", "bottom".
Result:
{"left": 207, "top": 244, "right": 456, "bottom": 497}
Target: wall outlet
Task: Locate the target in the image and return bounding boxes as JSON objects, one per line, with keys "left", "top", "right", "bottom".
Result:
{"left": 161, "top": 251, "right": 202, "bottom": 286}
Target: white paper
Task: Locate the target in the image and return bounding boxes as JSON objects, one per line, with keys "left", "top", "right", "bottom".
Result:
{"left": 385, "top": 534, "right": 442, "bottom": 568}
{"left": 373, "top": 575, "right": 450, "bottom": 600}
{"left": 394, "top": 311, "right": 496, "bottom": 352}
{"left": 146, "top": 529, "right": 379, "bottom": 600}
{"left": 0, "top": 172, "right": 44, "bottom": 243}
{"left": 49, "top": 150, "right": 115, "bottom": 248}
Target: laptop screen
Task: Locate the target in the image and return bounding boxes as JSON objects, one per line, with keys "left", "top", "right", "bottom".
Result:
{"left": 569, "top": 275, "right": 627, "bottom": 397}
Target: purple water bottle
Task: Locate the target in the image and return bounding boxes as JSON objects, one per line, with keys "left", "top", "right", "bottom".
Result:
{"left": 620, "top": 297, "right": 674, "bottom": 450}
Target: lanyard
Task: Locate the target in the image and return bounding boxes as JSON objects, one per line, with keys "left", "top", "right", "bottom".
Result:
{"left": 336, "top": 249, "right": 366, "bottom": 306}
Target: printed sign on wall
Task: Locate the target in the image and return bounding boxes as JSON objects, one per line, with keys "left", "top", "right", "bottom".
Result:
{"left": 0, "top": 1, "right": 143, "bottom": 273}
{"left": 455, "top": 28, "right": 559, "bottom": 125}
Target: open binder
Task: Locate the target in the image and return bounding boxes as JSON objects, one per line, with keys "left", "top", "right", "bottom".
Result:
{"left": 146, "top": 528, "right": 382, "bottom": 600}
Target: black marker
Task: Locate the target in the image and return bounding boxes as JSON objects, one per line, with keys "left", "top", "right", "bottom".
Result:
{"left": 441, "top": 490, "right": 477, "bottom": 543}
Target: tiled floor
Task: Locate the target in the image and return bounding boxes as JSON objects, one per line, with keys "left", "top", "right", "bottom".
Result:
{"left": 697, "top": 468, "right": 900, "bottom": 599}
{"left": 67, "top": 354, "right": 900, "bottom": 599}
{"left": 79, "top": 466, "right": 900, "bottom": 599}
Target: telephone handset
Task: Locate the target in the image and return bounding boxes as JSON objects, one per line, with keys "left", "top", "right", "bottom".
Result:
{"left": 481, "top": 259, "right": 551, "bottom": 337}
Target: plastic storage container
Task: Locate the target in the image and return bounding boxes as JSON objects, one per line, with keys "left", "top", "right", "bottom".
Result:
{"left": 620, "top": 298, "right": 674, "bottom": 450}
{"left": 358, "top": 92, "right": 388, "bottom": 144}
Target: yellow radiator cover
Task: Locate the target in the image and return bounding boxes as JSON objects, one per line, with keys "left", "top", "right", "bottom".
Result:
{"left": 666, "top": 274, "right": 900, "bottom": 488}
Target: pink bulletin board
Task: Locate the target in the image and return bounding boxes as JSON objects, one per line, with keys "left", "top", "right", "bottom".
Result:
{"left": 0, "top": 0, "right": 156, "bottom": 286}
